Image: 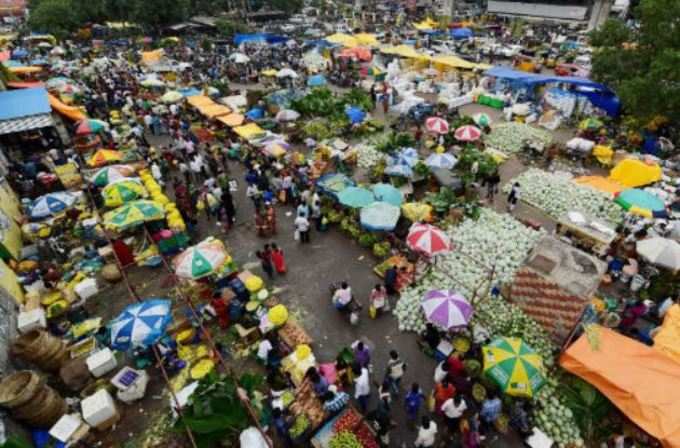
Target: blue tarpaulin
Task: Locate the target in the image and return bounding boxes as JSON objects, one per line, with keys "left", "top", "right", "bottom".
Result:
{"left": 485, "top": 66, "right": 621, "bottom": 116}
{"left": 451, "top": 28, "right": 473, "bottom": 39}
{"left": 307, "top": 74, "right": 326, "bottom": 87}
{"left": 246, "top": 108, "right": 264, "bottom": 120}
{"left": 234, "top": 33, "right": 288, "bottom": 46}
{"left": 178, "top": 87, "right": 202, "bottom": 97}
{"left": 345, "top": 106, "right": 366, "bottom": 124}
{"left": 0, "top": 88, "right": 51, "bottom": 120}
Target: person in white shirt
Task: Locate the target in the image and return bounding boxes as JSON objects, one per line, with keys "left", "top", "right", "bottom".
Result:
{"left": 332, "top": 282, "right": 352, "bottom": 309}
{"left": 434, "top": 361, "right": 450, "bottom": 383}
{"left": 441, "top": 395, "right": 467, "bottom": 431}
{"left": 414, "top": 416, "right": 438, "bottom": 447}
{"left": 294, "top": 214, "right": 310, "bottom": 243}
{"left": 256, "top": 337, "right": 273, "bottom": 362}
{"left": 352, "top": 364, "right": 370, "bottom": 412}
{"left": 169, "top": 103, "right": 178, "bottom": 116}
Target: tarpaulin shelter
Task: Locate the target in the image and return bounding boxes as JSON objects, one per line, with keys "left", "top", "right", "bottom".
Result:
{"left": 413, "top": 18, "right": 438, "bottom": 30}
{"left": 325, "top": 33, "right": 358, "bottom": 48}
{"left": 380, "top": 45, "right": 430, "bottom": 60}
{"left": 654, "top": 305, "right": 680, "bottom": 364}
{"left": 199, "top": 104, "right": 231, "bottom": 119}
{"left": 609, "top": 158, "right": 662, "bottom": 188}
{"left": 573, "top": 176, "right": 623, "bottom": 196}
{"left": 485, "top": 66, "right": 621, "bottom": 117}
{"left": 233, "top": 123, "right": 265, "bottom": 140}
{"left": 353, "top": 33, "right": 378, "bottom": 47}
{"left": 141, "top": 49, "right": 164, "bottom": 65}
{"left": 0, "top": 87, "right": 53, "bottom": 135}
{"left": 187, "top": 95, "right": 213, "bottom": 109}
{"left": 47, "top": 93, "right": 86, "bottom": 121}
{"left": 233, "top": 33, "right": 287, "bottom": 46}
{"left": 561, "top": 326, "right": 680, "bottom": 448}
{"left": 451, "top": 28, "right": 473, "bottom": 39}
{"left": 217, "top": 113, "right": 245, "bottom": 127}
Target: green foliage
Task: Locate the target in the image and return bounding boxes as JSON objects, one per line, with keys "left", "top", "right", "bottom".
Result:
{"left": 590, "top": 0, "right": 680, "bottom": 123}
{"left": 303, "top": 119, "right": 333, "bottom": 140}
{"left": 424, "top": 187, "right": 457, "bottom": 214}
{"left": 372, "top": 241, "right": 391, "bottom": 258}
{"left": 215, "top": 18, "right": 251, "bottom": 37}
{"left": 0, "top": 436, "right": 33, "bottom": 448}
{"left": 358, "top": 232, "right": 377, "bottom": 248}
{"left": 456, "top": 147, "right": 498, "bottom": 184}
{"left": 561, "top": 376, "right": 615, "bottom": 443}
{"left": 28, "top": 0, "right": 80, "bottom": 38}
{"left": 340, "top": 88, "right": 373, "bottom": 112}
{"left": 413, "top": 161, "right": 430, "bottom": 178}
{"left": 374, "top": 132, "right": 416, "bottom": 154}
{"left": 131, "top": 0, "right": 190, "bottom": 33}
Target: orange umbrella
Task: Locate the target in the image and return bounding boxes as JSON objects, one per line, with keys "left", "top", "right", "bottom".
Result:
{"left": 88, "top": 149, "right": 123, "bottom": 168}
{"left": 339, "top": 47, "right": 372, "bottom": 61}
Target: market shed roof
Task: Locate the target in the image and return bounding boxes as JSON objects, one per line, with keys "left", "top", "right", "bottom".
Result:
{"left": 0, "top": 87, "right": 51, "bottom": 120}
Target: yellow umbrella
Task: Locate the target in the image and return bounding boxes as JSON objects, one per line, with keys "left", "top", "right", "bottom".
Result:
{"left": 102, "top": 180, "right": 148, "bottom": 208}
{"left": 482, "top": 337, "right": 545, "bottom": 398}
{"left": 103, "top": 200, "right": 165, "bottom": 231}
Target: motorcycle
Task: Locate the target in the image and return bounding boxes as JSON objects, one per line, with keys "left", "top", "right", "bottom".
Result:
{"left": 329, "top": 282, "right": 361, "bottom": 326}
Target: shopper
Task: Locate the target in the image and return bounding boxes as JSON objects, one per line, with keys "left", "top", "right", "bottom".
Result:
{"left": 353, "top": 363, "right": 371, "bottom": 413}
{"left": 441, "top": 395, "right": 467, "bottom": 432}
{"left": 294, "top": 213, "right": 310, "bottom": 243}
{"left": 256, "top": 245, "right": 274, "bottom": 279}
{"left": 369, "top": 284, "right": 387, "bottom": 317}
{"left": 385, "top": 350, "right": 406, "bottom": 395}
{"left": 507, "top": 181, "right": 520, "bottom": 212}
{"left": 414, "top": 416, "right": 438, "bottom": 448}
{"left": 405, "top": 382, "right": 425, "bottom": 424}
{"left": 270, "top": 243, "right": 287, "bottom": 274}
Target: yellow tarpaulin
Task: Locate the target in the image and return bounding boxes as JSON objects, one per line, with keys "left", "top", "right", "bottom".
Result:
{"left": 141, "top": 49, "right": 164, "bottom": 65}
{"left": 413, "top": 18, "right": 438, "bottom": 30}
{"left": 593, "top": 144, "right": 614, "bottom": 166}
{"left": 431, "top": 55, "right": 476, "bottom": 70}
{"left": 233, "top": 123, "right": 265, "bottom": 140}
{"left": 217, "top": 113, "right": 245, "bottom": 127}
{"left": 573, "top": 176, "right": 624, "bottom": 196}
{"left": 198, "top": 104, "right": 231, "bottom": 118}
{"left": 654, "top": 305, "right": 680, "bottom": 364}
{"left": 561, "top": 326, "right": 680, "bottom": 448}
{"left": 353, "top": 33, "right": 378, "bottom": 47}
{"left": 379, "top": 45, "right": 430, "bottom": 60}
{"left": 325, "top": 33, "right": 358, "bottom": 48}
{"left": 48, "top": 93, "right": 87, "bottom": 121}
{"left": 609, "top": 158, "right": 662, "bottom": 188}
{"left": 261, "top": 69, "right": 277, "bottom": 77}
{"left": 187, "top": 95, "right": 213, "bottom": 108}
{"left": 0, "top": 257, "right": 23, "bottom": 304}
{"left": 9, "top": 66, "right": 42, "bottom": 74}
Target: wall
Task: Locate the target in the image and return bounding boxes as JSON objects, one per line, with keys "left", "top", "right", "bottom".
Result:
{"left": 487, "top": 0, "right": 589, "bottom": 20}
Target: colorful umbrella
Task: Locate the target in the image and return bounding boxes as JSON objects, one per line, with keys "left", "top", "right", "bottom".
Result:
{"left": 579, "top": 117, "right": 604, "bottom": 130}
{"left": 360, "top": 201, "right": 401, "bottom": 231}
{"left": 275, "top": 109, "right": 300, "bottom": 122}
{"left": 385, "top": 162, "right": 413, "bottom": 178}
{"left": 406, "top": 223, "right": 451, "bottom": 256}
{"left": 454, "top": 125, "right": 482, "bottom": 141}
{"left": 174, "top": 239, "right": 230, "bottom": 280}
{"left": 425, "top": 153, "right": 457, "bottom": 170}
{"left": 472, "top": 112, "right": 492, "bottom": 127}
{"left": 425, "top": 116, "right": 449, "bottom": 134}
{"left": 401, "top": 202, "right": 432, "bottom": 222}
{"left": 29, "top": 192, "right": 77, "bottom": 219}
{"left": 372, "top": 183, "right": 403, "bottom": 207}
{"left": 91, "top": 165, "right": 135, "bottom": 187}
{"left": 161, "top": 90, "right": 183, "bottom": 104}
{"left": 421, "top": 290, "right": 472, "bottom": 329}
{"left": 338, "top": 186, "right": 375, "bottom": 208}
{"left": 88, "top": 149, "right": 123, "bottom": 168}
{"left": 482, "top": 337, "right": 545, "bottom": 398}
{"left": 391, "top": 147, "right": 419, "bottom": 167}
{"left": 317, "top": 173, "right": 355, "bottom": 198}
{"left": 103, "top": 200, "right": 165, "bottom": 231}
{"left": 110, "top": 299, "right": 172, "bottom": 351}
{"left": 102, "top": 180, "right": 147, "bottom": 208}
{"left": 636, "top": 237, "right": 680, "bottom": 272}
{"left": 614, "top": 188, "right": 666, "bottom": 218}
{"left": 75, "top": 119, "right": 108, "bottom": 135}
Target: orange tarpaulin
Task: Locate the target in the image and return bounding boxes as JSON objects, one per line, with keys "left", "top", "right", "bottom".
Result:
{"left": 654, "top": 304, "right": 680, "bottom": 364}
{"left": 48, "top": 93, "right": 87, "bottom": 121}
{"left": 339, "top": 47, "right": 372, "bottom": 61}
{"left": 187, "top": 95, "right": 213, "bottom": 108}
{"left": 198, "top": 104, "right": 231, "bottom": 118}
{"left": 561, "top": 326, "right": 680, "bottom": 447}
{"left": 217, "top": 113, "right": 245, "bottom": 127}
{"left": 573, "top": 175, "right": 624, "bottom": 196}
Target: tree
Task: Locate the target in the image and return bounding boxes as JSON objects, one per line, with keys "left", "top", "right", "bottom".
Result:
{"left": 130, "top": 0, "right": 190, "bottom": 33}
{"left": 27, "top": 0, "right": 79, "bottom": 38}
{"left": 215, "top": 18, "right": 251, "bottom": 37}
{"left": 589, "top": 0, "right": 680, "bottom": 123}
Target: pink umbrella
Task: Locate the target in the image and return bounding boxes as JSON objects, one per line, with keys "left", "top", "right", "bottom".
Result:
{"left": 454, "top": 125, "right": 482, "bottom": 141}
{"left": 406, "top": 223, "right": 451, "bottom": 256}
{"left": 425, "top": 117, "right": 449, "bottom": 134}
{"left": 422, "top": 290, "right": 473, "bottom": 329}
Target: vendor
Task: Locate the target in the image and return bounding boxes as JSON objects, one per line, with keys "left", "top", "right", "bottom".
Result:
{"left": 322, "top": 387, "right": 350, "bottom": 414}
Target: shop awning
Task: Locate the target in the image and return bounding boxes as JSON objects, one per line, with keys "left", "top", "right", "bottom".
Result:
{"left": 325, "top": 33, "right": 358, "bottom": 48}
{"left": 198, "top": 104, "right": 231, "bottom": 118}
{"left": 187, "top": 95, "right": 213, "bottom": 108}
{"left": 561, "top": 326, "right": 680, "bottom": 447}
{"left": 233, "top": 123, "right": 265, "bottom": 140}
{"left": 379, "top": 45, "right": 430, "bottom": 60}
{"left": 0, "top": 88, "right": 53, "bottom": 134}
{"left": 217, "top": 113, "right": 245, "bottom": 127}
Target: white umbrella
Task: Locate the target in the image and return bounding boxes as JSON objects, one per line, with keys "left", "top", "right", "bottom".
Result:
{"left": 276, "top": 68, "right": 298, "bottom": 79}
{"left": 276, "top": 109, "right": 300, "bottom": 122}
{"left": 229, "top": 53, "right": 250, "bottom": 64}
{"left": 636, "top": 237, "right": 680, "bottom": 271}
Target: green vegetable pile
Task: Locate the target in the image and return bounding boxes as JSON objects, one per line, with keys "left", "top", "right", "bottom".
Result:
{"left": 289, "top": 414, "right": 310, "bottom": 439}
{"left": 329, "top": 431, "right": 363, "bottom": 448}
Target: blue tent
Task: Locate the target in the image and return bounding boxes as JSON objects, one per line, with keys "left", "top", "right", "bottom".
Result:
{"left": 245, "top": 108, "right": 265, "bottom": 120}
{"left": 485, "top": 66, "right": 621, "bottom": 116}
{"left": 345, "top": 106, "right": 366, "bottom": 124}
{"left": 11, "top": 49, "right": 28, "bottom": 59}
{"left": 451, "top": 28, "right": 473, "bottom": 40}
{"left": 307, "top": 74, "right": 326, "bottom": 87}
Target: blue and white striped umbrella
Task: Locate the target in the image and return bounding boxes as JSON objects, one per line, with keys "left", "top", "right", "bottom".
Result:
{"left": 360, "top": 201, "right": 401, "bottom": 231}
{"left": 110, "top": 299, "right": 172, "bottom": 351}
{"left": 393, "top": 147, "right": 419, "bottom": 167}
{"left": 30, "top": 192, "right": 77, "bottom": 219}
{"left": 385, "top": 162, "right": 413, "bottom": 178}
{"left": 425, "top": 153, "right": 457, "bottom": 170}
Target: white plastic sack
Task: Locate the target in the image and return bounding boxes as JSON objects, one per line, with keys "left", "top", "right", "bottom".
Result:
{"left": 239, "top": 427, "right": 270, "bottom": 448}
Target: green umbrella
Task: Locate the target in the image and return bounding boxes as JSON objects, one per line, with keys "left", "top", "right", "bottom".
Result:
{"left": 103, "top": 200, "right": 165, "bottom": 231}
{"left": 482, "top": 337, "right": 546, "bottom": 398}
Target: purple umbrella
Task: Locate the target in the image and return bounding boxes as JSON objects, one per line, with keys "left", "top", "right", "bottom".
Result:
{"left": 421, "top": 290, "right": 473, "bottom": 329}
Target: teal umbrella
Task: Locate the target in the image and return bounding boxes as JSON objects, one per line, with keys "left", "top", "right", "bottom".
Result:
{"left": 338, "top": 187, "right": 375, "bottom": 209}
{"left": 360, "top": 202, "right": 401, "bottom": 231}
{"left": 372, "top": 183, "right": 403, "bottom": 207}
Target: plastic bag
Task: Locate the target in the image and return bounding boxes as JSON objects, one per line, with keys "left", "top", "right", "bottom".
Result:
{"left": 294, "top": 229, "right": 300, "bottom": 241}
{"left": 368, "top": 305, "right": 377, "bottom": 319}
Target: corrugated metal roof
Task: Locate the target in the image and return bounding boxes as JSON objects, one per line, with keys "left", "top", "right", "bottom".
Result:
{"left": 0, "top": 87, "right": 51, "bottom": 121}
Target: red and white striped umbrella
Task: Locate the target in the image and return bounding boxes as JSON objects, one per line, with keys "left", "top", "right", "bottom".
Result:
{"left": 425, "top": 117, "right": 449, "bottom": 134}
{"left": 454, "top": 125, "right": 482, "bottom": 141}
{"left": 406, "top": 223, "right": 451, "bottom": 256}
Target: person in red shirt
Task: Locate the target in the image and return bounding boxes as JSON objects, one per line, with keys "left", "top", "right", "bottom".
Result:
{"left": 447, "top": 353, "right": 465, "bottom": 378}
{"left": 434, "top": 379, "right": 456, "bottom": 417}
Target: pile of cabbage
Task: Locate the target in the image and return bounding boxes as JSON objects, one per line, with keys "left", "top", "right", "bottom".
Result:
{"left": 484, "top": 122, "right": 552, "bottom": 154}
{"left": 394, "top": 209, "right": 544, "bottom": 333}
{"left": 354, "top": 143, "right": 385, "bottom": 169}
{"left": 504, "top": 168, "right": 624, "bottom": 225}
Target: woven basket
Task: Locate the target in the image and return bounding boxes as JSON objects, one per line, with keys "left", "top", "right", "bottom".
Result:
{"left": 101, "top": 263, "right": 122, "bottom": 282}
{"left": 0, "top": 371, "right": 43, "bottom": 409}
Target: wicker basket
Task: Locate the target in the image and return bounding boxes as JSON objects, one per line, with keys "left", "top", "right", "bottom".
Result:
{"left": 101, "top": 263, "right": 122, "bottom": 282}
{"left": 0, "top": 371, "right": 43, "bottom": 409}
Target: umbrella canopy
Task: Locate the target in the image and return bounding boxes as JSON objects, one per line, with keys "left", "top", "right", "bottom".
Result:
{"left": 579, "top": 117, "right": 604, "bottom": 130}
{"left": 472, "top": 112, "right": 492, "bottom": 127}
{"left": 407, "top": 223, "right": 451, "bottom": 256}
{"left": 307, "top": 74, "right": 327, "bottom": 87}
{"left": 140, "top": 77, "right": 165, "bottom": 87}
{"left": 29, "top": 192, "right": 77, "bottom": 219}
{"left": 372, "top": 183, "right": 403, "bottom": 207}
{"left": 483, "top": 337, "right": 545, "bottom": 398}
{"left": 276, "top": 109, "right": 300, "bottom": 122}
{"left": 103, "top": 200, "right": 165, "bottom": 231}
{"left": 338, "top": 186, "right": 375, "bottom": 208}
{"left": 110, "top": 299, "right": 172, "bottom": 351}
{"left": 245, "top": 108, "right": 265, "bottom": 120}
{"left": 174, "top": 239, "right": 230, "bottom": 279}
{"left": 425, "top": 116, "right": 449, "bottom": 134}
{"left": 391, "top": 147, "right": 419, "bottom": 167}
{"left": 421, "top": 290, "right": 472, "bottom": 329}
{"left": 91, "top": 165, "right": 135, "bottom": 187}
{"left": 346, "top": 106, "right": 366, "bottom": 124}
{"left": 161, "top": 90, "right": 183, "bottom": 103}
{"left": 401, "top": 202, "right": 432, "bottom": 222}
{"left": 88, "top": 149, "right": 123, "bottom": 168}
{"left": 75, "top": 119, "right": 108, "bottom": 135}
{"left": 229, "top": 53, "right": 250, "bottom": 63}
{"left": 276, "top": 68, "right": 298, "bottom": 78}
{"left": 317, "top": 173, "right": 355, "bottom": 198}
{"left": 636, "top": 238, "right": 680, "bottom": 272}
{"left": 385, "top": 162, "right": 413, "bottom": 178}
{"left": 102, "top": 180, "right": 147, "bottom": 208}
{"left": 425, "top": 152, "right": 457, "bottom": 170}
{"left": 615, "top": 188, "right": 666, "bottom": 217}
{"left": 454, "top": 125, "right": 482, "bottom": 141}
{"left": 360, "top": 201, "right": 401, "bottom": 231}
